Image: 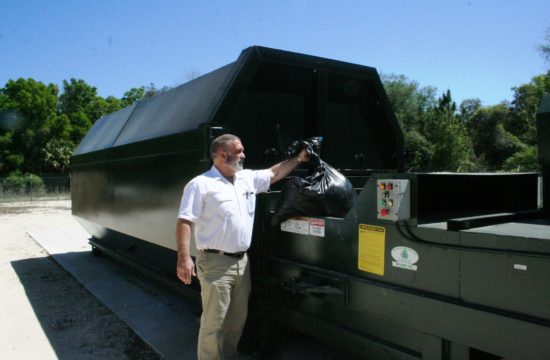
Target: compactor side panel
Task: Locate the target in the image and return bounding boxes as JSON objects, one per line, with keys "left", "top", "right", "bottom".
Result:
{"left": 71, "top": 133, "right": 207, "bottom": 251}
{"left": 262, "top": 173, "right": 550, "bottom": 359}
{"left": 71, "top": 60, "right": 240, "bottom": 251}
{"left": 72, "top": 46, "right": 404, "bottom": 253}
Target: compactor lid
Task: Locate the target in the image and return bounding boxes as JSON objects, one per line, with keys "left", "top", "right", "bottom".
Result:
{"left": 210, "top": 46, "right": 404, "bottom": 171}
{"left": 74, "top": 63, "right": 236, "bottom": 155}
{"left": 74, "top": 46, "right": 404, "bottom": 171}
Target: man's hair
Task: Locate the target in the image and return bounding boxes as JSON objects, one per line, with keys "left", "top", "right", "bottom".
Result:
{"left": 210, "top": 134, "right": 240, "bottom": 159}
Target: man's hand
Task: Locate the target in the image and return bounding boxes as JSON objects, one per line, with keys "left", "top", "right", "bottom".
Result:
{"left": 177, "top": 256, "right": 196, "bottom": 285}
{"left": 297, "top": 147, "right": 310, "bottom": 163}
{"left": 286, "top": 140, "right": 312, "bottom": 159}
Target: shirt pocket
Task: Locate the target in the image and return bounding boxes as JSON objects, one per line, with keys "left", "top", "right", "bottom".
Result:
{"left": 246, "top": 192, "right": 256, "bottom": 215}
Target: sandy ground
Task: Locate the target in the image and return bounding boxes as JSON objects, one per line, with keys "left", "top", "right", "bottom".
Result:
{"left": 0, "top": 200, "right": 160, "bottom": 359}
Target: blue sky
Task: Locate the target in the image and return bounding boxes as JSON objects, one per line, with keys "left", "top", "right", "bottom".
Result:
{"left": 1, "top": 0, "right": 548, "bottom": 106}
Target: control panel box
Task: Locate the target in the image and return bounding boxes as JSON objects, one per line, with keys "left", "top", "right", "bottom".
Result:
{"left": 376, "top": 179, "right": 411, "bottom": 221}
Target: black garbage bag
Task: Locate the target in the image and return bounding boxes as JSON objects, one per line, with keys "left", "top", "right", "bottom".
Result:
{"left": 286, "top": 137, "right": 322, "bottom": 168}
{"left": 307, "top": 160, "right": 356, "bottom": 216}
{"left": 272, "top": 140, "right": 356, "bottom": 225}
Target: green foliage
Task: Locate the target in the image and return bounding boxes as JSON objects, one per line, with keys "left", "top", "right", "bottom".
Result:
{"left": 383, "top": 65, "right": 547, "bottom": 173}
{"left": 0, "top": 78, "right": 60, "bottom": 175}
{"left": 510, "top": 71, "right": 550, "bottom": 145}
{"left": 384, "top": 79, "right": 475, "bottom": 172}
{"left": 121, "top": 86, "right": 146, "bottom": 107}
{"left": 503, "top": 146, "right": 540, "bottom": 172}
{"left": 403, "top": 129, "right": 433, "bottom": 171}
{"left": 99, "top": 96, "right": 123, "bottom": 115}
{"left": 469, "top": 104, "right": 526, "bottom": 169}
{"left": 59, "top": 78, "right": 109, "bottom": 143}
{"left": 382, "top": 73, "right": 436, "bottom": 130}
{"left": 0, "top": 172, "right": 45, "bottom": 195}
{"left": 41, "top": 138, "right": 73, "bottom": 173}
{"left": 424, "top": 90, "right": 475, "bottom": 172}
{"left": 120, "top": 83, "right": 170, "bottom": 107}
{"left": 0, "top": 78, "right": 127, "bottom": 176}
{"left": 58, "top": 79, "right": 99, "bottom": 117}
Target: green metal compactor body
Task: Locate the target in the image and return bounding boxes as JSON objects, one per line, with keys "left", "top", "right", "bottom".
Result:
{"left": 71, "top": 46, "right": 550, "bottom": 359}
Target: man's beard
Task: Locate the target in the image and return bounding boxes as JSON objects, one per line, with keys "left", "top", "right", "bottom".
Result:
{"left": 228, "top": 157, "right": 244, "bottom": 172}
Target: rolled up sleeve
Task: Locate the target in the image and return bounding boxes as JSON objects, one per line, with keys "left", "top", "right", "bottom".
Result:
{"left": 178, "top": 180, "right": 203, "bottom": 222}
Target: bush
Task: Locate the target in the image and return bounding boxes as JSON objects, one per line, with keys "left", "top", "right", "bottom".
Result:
{"left": 1, "top": 173, "right": 46, "bottom": 196}
{"left": 502, "top": 146, "right": 540, "bottom": 172}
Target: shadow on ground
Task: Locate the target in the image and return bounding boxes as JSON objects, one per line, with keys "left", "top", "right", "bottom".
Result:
{"left": 10, "top": 254, "right": 160, "bottom": 359}
{"left": 12, "top": 248, "right": 357, "bottom": 360}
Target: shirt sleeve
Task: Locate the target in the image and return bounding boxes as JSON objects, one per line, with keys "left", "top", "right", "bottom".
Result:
{"left": 177, "top": 179, "right": 203, "bottom": 222}
{"left": 253, "top": 169, "right": 272, "bottom": 194}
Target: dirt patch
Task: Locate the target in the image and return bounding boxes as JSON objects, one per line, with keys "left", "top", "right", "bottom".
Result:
{"left": 0, "top": 200, "right": 160, "bottom": 359}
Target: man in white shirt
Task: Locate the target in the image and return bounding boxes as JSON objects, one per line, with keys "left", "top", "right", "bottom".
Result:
{"left": 176, "top": 134, "right": 309, "bottom": 360}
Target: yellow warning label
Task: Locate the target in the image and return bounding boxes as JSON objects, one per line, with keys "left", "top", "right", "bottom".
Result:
{"left": 358, "top": 224, "right": 385, "bottom": 276}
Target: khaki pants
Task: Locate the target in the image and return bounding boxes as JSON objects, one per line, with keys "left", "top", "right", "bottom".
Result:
{"left": 196, "top": 252, "right": 251, "bottom": 360}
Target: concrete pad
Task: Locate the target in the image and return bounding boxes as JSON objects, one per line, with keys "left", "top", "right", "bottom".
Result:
{"left": 29, "top": 226, "right": 353, "bottom": 360}
{"left": 29, "top": 228, "right": 200, "bottom": 360}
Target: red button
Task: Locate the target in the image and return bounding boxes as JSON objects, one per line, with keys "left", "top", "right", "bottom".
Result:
{"left": 381, "top": 208, "right": 390, "bottom": 216}
{"left": 387, "top": 183, "right": 393, "bottom": 190}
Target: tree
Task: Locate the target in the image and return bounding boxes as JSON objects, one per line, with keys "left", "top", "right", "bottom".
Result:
{"left": 41, "top": 138, "right": 74, "bottom": 173}
{"left": 510, "top": 72, "right": 550, "bottom": 145}
{"left": 58, "top": 78, "right": 107, "bottom": 144}
{"left": 0, "top": 78, "right": 61, "bottom": 175}
{"left": 470, "top": 104, "right": 527, "bottom": 169}
{"left": 382, "top": 73, "right": 436, "bottom": 130}
{"left": 121, "top": 86, "right": 146, "bottom": 107}
{"left": 538, "top": 27, "right": 550, "bottom": 65}
{"left": 422, "top": 90, "right": 475, "bottom": 171}
{"left": 502, "top": 146, "right": 539, "bottom": 172}
{"left": 0, "top": 130, "right": 23, "bottom": 174}
{"left": 58, "top": 79, "right": 99, "bottom": 117}
{"left": 403, "top": 129, "right": 433, "bottom": 171}
{"left": 120, "top": 83, "right": 170, "bottom": 108}
{"left": 383, "top": 77, "right": 476, "bottom": 171}
{"left": 98, "top": 95, "right": 122, "bottom": 115}
{"left": 382, "top": 74, "right": 438, "bottom": 170}
{"left": 458, "top": 98, "right": 482, "bottom": 126}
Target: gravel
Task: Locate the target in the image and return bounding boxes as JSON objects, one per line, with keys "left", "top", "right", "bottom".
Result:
{"left": 0, "top": 200, "right": 160, "bottom": 359}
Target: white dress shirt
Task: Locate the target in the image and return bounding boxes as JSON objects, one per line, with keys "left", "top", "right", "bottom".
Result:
{"left": 178, "top": 165, "right": 271, "bottom": 253}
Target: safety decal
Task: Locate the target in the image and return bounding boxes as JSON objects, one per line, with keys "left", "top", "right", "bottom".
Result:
{"left": 281, "top": 217, "right": 310, "bottom": 235}
{"left": 309, "top": 219, "right": 325, "bottom": 237}
{"left": 358, "top": 224, "right": 385, "bottom": 276}
{"left": 280, "top": 217, "right": 325, "bottom": 237}
{"left": 391, "top": 246, "right": 419, "bottom": 271}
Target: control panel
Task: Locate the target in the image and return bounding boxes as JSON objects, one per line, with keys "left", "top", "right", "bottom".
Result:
{"left": 376, "top": 179, "right": 411, "bottom": 221}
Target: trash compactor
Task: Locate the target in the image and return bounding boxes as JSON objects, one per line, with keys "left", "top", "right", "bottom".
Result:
{"left": 71, "top": 46, "right": 550, "bottom": 360}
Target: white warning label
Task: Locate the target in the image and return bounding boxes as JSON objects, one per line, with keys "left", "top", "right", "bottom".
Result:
{"left": 280, "top": 217, "right": 325, "bottom": 237}
{"left": 280, "top": 218, "right": 310, "bottom": 235}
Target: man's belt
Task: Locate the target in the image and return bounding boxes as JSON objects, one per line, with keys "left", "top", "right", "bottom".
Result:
{"left": 201, "top": 249, "right": 246, "bottom": 258}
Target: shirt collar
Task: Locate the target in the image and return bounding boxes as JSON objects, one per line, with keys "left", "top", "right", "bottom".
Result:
{"left": 210, "top": 165, "right": 237, "bottom": 184}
